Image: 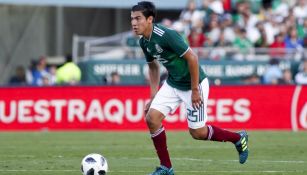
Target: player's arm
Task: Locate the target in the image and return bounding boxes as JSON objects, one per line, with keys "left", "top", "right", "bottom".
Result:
{"left": 144, "top": 59, "right": 160, "bottom": 114}
{"left": 139, "top": 39, "right": 159, "bottom": 98}
{"left": 183, "top": 49, "right": 202, "bottom": 109}
{"left": 148, "top": 59, "right": 160, "bottom": 98}
{"left": 139, "top": 38, "right": 159, "bottom": 114}
{"left": 164, "top": 29, "right": 202, "bottom": 109}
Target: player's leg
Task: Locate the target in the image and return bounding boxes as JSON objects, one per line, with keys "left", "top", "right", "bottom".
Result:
{"left": 147, "top": 82, "right": 180, "bottom": 175}
{"left": 184, "top": 79, "right": 240, "bottom": 142}
{"left": 179, "top": 78, "right": 249, "bottom": 164}
{"left": 146, "top": 108, "right": 170, "bottom": 168}
{"left": 188, "top": 125, "right": 249, "bottom": 164}
{"left": 189, "top": 126, "right": 241, "bottom": 143}
{"left": 146, "top": 109, "right": 174, "bottom": 175}
{"left": 146, "top": 108, "right": 165, "bottom": 133}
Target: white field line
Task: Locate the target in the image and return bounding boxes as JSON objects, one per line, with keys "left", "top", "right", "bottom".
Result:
{"left": 0, "top": 170, "right": 305, "bottom": 173}
{"left": 120, "top": 157, "right": 306, "bottom": 164}
{"left": 0, "top": 155, "right": 35, "bottom": 158}
{"left": 0, "top": 145, "right": 234, "bottom": 149}
{"left": 0, "top": 155, "right": 305, "bottom": 164}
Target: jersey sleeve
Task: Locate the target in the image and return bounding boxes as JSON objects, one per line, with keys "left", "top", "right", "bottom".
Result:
{"left": 139, "top": 38, "right": 155, "bottom": 62}
{"left": 164, "top": 30, "right": 189, "bottom": 57}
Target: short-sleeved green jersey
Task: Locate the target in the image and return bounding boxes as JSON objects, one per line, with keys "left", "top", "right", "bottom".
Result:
{"left": 139, "top": 24, "right": 207, "bottom": 90}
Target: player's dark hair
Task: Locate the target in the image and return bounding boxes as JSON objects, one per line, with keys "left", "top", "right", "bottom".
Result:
{"left": 131, "top": 1, "right": 156, "bottom": 21}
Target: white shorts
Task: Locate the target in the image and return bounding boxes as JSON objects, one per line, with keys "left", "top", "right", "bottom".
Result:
{"left": 150, "top": 78, "right": 209, "bottom": 129}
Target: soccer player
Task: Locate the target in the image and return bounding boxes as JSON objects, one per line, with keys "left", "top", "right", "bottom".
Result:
{"left": 131, "top": 2, "right": 249, "bottom": 175}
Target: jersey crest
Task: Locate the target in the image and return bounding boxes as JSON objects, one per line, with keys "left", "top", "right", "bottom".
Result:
{"left": 155, "top": 44, "right": 163, "bottom": 53}
{"left": 146, "top": 47, "right": 151, "bottom": 53}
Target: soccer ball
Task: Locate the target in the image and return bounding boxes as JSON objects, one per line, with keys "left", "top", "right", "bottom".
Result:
{"left": 81, "top": 153, "right": 108, "bottom": 175}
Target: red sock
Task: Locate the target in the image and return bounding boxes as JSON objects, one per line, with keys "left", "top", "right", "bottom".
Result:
{"left": 151, "top": 126, "right": 172, "bottom": 168}
{"left": 206, "top": 125, "right": 241, "bottom": 144}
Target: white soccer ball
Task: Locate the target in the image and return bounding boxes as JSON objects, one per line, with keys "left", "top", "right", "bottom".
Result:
{"left": 81, "top": 153, "right": 108, "bottom": 175}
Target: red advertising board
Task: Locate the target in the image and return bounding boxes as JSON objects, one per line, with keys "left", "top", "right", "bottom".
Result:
{"left": 0, "top": 85, "right": 306, "bottom": 131}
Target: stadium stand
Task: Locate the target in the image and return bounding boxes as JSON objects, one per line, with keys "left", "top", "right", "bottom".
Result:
{"left": 1, "top": 0, "right": 307, "bottom": 85}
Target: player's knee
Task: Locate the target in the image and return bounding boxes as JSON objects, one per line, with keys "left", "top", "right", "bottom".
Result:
{"left": 189, "top": 128, "right": 208, "bottom": 140}
{"left": 145, "top": 109, "right": 165, "bottom": 131}
{"left": 145, "top": 113, "right": 154, "bottom": 127}
{"left": 145, "top": 111, "right": 160, "bottom": 130}
{"left": 189, "top": 131, "right": 203, "bottom": 140}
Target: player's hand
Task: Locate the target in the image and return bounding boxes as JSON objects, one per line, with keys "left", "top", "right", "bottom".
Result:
{"left": 191, "top": 88, "right": 203, "bottom": 110}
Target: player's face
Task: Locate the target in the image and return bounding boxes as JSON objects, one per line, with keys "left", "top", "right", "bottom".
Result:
{"left": 131, "top": 11, "right": 152, "bottom": 36}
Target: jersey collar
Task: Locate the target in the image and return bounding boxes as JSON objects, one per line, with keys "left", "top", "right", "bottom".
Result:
{"left": 143, "top": 24, "right": 154, "bottom": 41}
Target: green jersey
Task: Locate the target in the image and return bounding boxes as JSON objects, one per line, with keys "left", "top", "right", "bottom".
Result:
{"left": 139, "top": 24, "right": 206, "bottom": 90}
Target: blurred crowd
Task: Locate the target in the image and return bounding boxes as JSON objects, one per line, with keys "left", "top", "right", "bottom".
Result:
{"left": 9, "top": 55, "right": 82, "bottom": 86}
{"left": 8, "top": 54, "right": 123, "bottom": 86}
{"left": 177, "top": 0, "right": 306, "bottom": 60}
{"left": 246, "top": 58, "right": 307, "bottom": 85}
{"left": 126, "top": 0, "right": 307, "bottom": 61}
{"left": 8, "top": 0, "right": 307, "bottom": 86}
{"left": 126, "top": 0, "right": 307, "bottom": 85}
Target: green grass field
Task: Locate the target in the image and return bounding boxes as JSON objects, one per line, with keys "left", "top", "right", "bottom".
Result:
{"left": 0, "top": 131, "right": 306, "bottom": 175}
